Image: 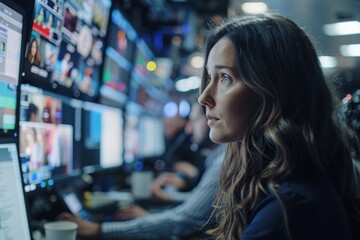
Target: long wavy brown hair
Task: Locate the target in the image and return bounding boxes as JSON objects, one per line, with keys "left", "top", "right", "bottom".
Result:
{"left": 200, "top": 13, "right": 360, "bottom": 240}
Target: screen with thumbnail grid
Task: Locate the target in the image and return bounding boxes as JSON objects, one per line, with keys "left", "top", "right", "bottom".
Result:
{"left": 23, "top": 0, "right": 112, "bottom": 100}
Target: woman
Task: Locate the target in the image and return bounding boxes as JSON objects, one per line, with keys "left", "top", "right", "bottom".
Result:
{"left": 27, "top": 38, "right": 41, "bottom": 65}
{"left": 198, "top": 13, "right": 360, "bottom": 240}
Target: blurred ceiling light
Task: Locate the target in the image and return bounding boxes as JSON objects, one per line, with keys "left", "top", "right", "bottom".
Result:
{"left": 190, "top": 55, "right": 204, "bottom": 69}
{"left": 340, "top": 44, "right": 360, "bottom": 57}
{"left": 319, "top": 56, "right": 338, "bottom": 68}
{"left": 179, "top": 100, "right": 191, "bottom": 117}
{"left": 146, "top": 60, "right": 157, "bottom": 71}
{"left": 163, "top": 101, "right": 178, "bottom": 117}
{"left": 175, "top": 76, "right": 201, "bottom": 92}
{"left": 323, "top": 21, "right": 360, "bottom": 36}
{"left": 172, "top": 36, "right": 182, "bottom": 46}
{"left": 241, "top": 2, "right": 268, "bottom": 14}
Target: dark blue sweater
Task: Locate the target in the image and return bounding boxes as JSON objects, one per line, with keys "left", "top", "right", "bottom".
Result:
{"left": 241, "top": 171, "right": 353, "bottom": 240}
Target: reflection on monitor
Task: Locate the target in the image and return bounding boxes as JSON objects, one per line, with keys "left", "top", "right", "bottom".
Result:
{"left": 0, "top": 143, "right": 32, "bottom": 239}
{"left": 0, "top": 1, "right": 23, "bottom": 134}
{"left": 24, "top": 0, "right": 112, "bottom": 100}
{"left": 19, "top": 84, "right": 82, "bottom": 192}
{"left": 82, "top": 102, "right": 124, "bottom": 172}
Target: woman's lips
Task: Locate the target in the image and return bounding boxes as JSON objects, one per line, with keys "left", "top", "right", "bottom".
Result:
{"left": 206, "top": 114, "right": 219, "bottom": 126}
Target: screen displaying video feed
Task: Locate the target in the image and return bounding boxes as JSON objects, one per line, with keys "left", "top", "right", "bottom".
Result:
{"left": 23, "top": 0, "right": 112, "bottom": 100}
{"left": 106, "top": 8, "right": 137, "bottom": 64}
{"left": 0, "top": 1, "right": 23, "bottom": 135}
{"left": 82, "top": 101, "right": 124, "bottom": 173}
{"left": 23, "top": 0, "right": 63, "bottom": 82}
{"left": 100, "top": 8, "right": 137, "bottom": 104}
{"left": 19, "top": 84, "right": 82, "bottom": 193}
{"left": 133, "top": 38, "right": 153, "bottom": 77}
{"left": 128, "top": 72, "right": 166, "bottom": 115}
{"left": 100, "top": 52, "right": 131, "bottom": 103}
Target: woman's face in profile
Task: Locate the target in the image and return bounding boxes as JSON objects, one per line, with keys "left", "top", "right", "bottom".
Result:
{"left": 198, "top": 37, "right": 259, "bottom": 143}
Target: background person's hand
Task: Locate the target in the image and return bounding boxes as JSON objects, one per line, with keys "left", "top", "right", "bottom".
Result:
{"left": 173, "top": 161, "right": 199, "bottom": 178}
{"left": 151, "top": 173, "right": 186, "bottom": 201}
{"left": 152, "top": 172, "right": 186, "bottom": 190}
{"left": 113, "top": 205, "right": 149, "bottom": 220}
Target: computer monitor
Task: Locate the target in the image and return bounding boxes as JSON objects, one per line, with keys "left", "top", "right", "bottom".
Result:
{"left": 22, "top": 0, "right": 63, "bottom": 84}
{"left": 124, "top": 101, "right": 165, "bottom": 161}
{"left": 123, "top": 102, "right": 142, "bottom": 164}
{"left": 0, "top": 141, "right": 33, "bottom": 239}
{"left": 133, "top": 38, "right": 153, "bottom": 77}
{"left": 23, "top": 0, "right": 112, "bottom": 101}
{"left": 82, "top": 101, "right": 124, "bottom": 173}
{"left": 100, "top": 53, "right": 131, "bottom": 104}
{"left": 100, "top": 7, "right": 137, "bottom": 104}
{"left": 19, "top": 84, "right": 82, "bottom": 193}
{"left": 0, "top": 0, "right": 24, "bottom": 138}
{"left": 138, "top": 114, "right": 166, "bottom": 158}
{"left": 106, "top": 8, "right": 137, "bottom": 64}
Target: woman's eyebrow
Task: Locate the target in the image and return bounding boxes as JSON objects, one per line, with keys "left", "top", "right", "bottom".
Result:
{"left": 214, "top": 65, "right": 237, "bottom": 72}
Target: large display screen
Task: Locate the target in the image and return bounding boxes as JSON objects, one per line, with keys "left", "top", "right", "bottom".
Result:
{"left": 0, "top": 1, "right": 24, "bottom": 135}
{"left": 23, "top": 0, "right": 112, "bottom": 100}
{"left": 19, "top": 84, "right": 82, "bottom": 193}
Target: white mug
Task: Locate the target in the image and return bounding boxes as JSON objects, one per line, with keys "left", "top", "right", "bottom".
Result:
{"left": 44, "top": 221, "right": 78, "bottom": 240}
{"left": 131, "top": 171, "right": 153, "bottom": 200}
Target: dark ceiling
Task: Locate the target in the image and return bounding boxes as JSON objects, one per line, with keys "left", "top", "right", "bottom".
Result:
{"left": 117, "top": 0, "right": 360, "bottom": 97}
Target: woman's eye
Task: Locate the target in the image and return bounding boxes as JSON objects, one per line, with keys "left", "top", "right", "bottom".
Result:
{"left": 221, "top": 75, "right": 232, "bottom": 84}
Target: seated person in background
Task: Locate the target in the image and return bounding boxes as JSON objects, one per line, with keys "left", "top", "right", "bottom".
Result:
{"left": 150, "top": 101, "right": 218, "bottom": 203}
{"left": 58, "top": 102, "right": 226, "bottom": 240}
{"left": 161, "top": 107, "right": 205, "bottom": 185}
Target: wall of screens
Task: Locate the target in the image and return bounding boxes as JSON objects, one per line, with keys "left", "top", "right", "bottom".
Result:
{"left": 1, "top": 0, "right": 171, "bottom": 194}
{"left": 23, "top": 0, "right": 112, "bottom": 101}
